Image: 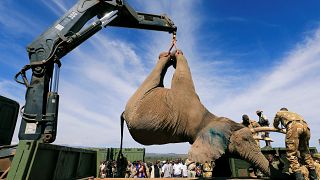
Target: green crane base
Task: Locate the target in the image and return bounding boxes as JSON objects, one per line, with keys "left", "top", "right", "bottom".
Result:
{"left": 7, "top": 140, "right": 96, "bottom": 180}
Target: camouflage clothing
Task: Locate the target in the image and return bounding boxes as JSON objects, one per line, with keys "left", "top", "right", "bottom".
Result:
{"left": 315, "top": 162, "right": 320, "bottom": 178}
{"left": 273, "top": 110, "right": 316, "bottom": 173}
{"left": 300, "top": 165, "right": 310, "bottom": 180}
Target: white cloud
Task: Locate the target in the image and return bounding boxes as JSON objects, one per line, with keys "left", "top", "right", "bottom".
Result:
{"left": 0, "top": 1, "right": 39, "bottom": 36}
{"left": 213, "top": 28, "right": 320, "bottom": 148}
{"left": 0, "top": 80, "right": 24, "bottom": 103}
{"left": 39, "top": 0, "right": 70, "bottom": 15}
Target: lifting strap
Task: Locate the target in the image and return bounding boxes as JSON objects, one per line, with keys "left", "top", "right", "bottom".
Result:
{"left": 168, "top": 31, "right": 177, "bottom": 54}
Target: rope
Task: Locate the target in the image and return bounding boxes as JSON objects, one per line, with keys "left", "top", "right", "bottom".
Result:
{"left": 168, "top": 31, "right": 177, "bottom": 54}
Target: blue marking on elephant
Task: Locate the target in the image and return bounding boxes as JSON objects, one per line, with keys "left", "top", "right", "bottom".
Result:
{"left": 209, "top": 128, "right": 228, "bottom": 149}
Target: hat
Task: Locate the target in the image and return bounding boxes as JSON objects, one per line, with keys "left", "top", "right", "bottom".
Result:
{"left": 313, "top": 153, "right": 320, "bottom": 159}
{"left": 185, "top": 159, "right": 194, "bottom": 166}
{"left": 256, "top": 110, "right": 263, "bottom": 114}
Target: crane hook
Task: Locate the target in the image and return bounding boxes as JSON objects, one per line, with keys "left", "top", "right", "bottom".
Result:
{"left": 168, "top": 31, "right": 177, "bottom": 54}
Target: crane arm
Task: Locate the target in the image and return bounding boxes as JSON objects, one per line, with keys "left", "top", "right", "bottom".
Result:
{"left": 16, "top": 0, "right": 176, "bottom": 143}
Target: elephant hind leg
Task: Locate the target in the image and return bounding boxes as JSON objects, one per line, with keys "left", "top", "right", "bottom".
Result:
{"left": 171, "top": 50, "right": 196, "bottom": 93}
{"left": 136, "top": 52, "right": 172, "bottom": 95}
{"left": 125, "top": 53, "right": 172, "bottom": 116}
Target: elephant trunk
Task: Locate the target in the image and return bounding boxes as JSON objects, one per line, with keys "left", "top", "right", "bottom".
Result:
{"left": 228, "top": 127, "right": 270, "bottom": 176}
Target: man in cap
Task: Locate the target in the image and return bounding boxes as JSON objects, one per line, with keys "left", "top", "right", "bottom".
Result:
{"left": 273, "top": 107, "right": 318, "bottom": 180}
{"left": 256, "top": 110, "right": 271, "bottom": 147}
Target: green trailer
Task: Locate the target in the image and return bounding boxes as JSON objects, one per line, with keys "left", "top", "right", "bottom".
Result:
{"left": 93, "top": 147, "right": 145, "bottom": 163}
{"left": 7, "top": 141, "right": 97, "bottom": 180}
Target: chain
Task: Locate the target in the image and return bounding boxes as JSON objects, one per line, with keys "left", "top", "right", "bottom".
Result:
{"left": 168, "top": 31, "right": 177, "bottom": 54}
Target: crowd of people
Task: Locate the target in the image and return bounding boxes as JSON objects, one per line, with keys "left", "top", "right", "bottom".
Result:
{"left": 98, "top": 152, "right": 320, "bottom": 179}
{"left": 99, "top": 159, "right": 214, "bottom": 178}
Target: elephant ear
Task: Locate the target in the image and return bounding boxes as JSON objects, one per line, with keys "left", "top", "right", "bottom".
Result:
{"left": 188, "top": 120, "right": 234, "bottom": 165}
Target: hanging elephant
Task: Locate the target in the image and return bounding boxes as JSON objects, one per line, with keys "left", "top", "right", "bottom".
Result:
{"left": 122, "top": 50, "right": 270, "bottom": 176}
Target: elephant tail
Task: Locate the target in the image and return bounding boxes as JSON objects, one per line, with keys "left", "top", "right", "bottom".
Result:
{"left": 228, "top": 127, "right": 270, "bottom": 176}
{"left": 119, "top": 112, "right": 125, "bottom": 152}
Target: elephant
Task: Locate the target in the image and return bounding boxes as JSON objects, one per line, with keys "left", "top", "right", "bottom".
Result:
{"left": 122, "top": 50, "right": 270, "bottom": 176}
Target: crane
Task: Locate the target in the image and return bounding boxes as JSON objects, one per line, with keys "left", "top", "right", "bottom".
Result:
{"left": 14, "top": 0, "right": 177, "bottom": 143}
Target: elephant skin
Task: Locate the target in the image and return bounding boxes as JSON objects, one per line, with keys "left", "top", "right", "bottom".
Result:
{"left": 123, "top": 50, "right": 270, "bottom": 176}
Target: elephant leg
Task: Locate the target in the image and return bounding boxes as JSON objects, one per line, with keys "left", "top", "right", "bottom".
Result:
{"left": 125, "top": 52, "right": 172, "bottom": 114}
{"left": 139, "top": 52, "right": 172, "bottom": 94}
{"left": 171, "top": 50, "right": 196, "bottom": 93}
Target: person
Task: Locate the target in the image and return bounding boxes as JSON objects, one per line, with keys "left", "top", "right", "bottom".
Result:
{"left": 195, "top": 162, "right": 202, "bottom": 177}
{"left": 242, "top": 114, "right": 260, "bottom": 129}
{"left": 125, "top": 162, "right": 132, "bottom": 178}
{"left": 106, "top": 160, "right": 113, "bottom": 178}
{"left": 186, "top": 159, "right": 196, "bottom": 178}
{"left": 242, "top": 114, "right": 261, "bottom": 145}
{"left": 145, "top": 162, "right": 151, "bottom": 178}
{"left": 202, "top": 161, "right": 213, "bottom": 178}
{"left": 161, "top": 160, "right": 172, "bottom": 178}
{"left": 181, "top": 160, "right": 188, "bottom": 178}
{"left": 137, "top": 162, "right": 147, "bottom": 178}
{"left": 99, "top": 161, "right": 106, "bottom": 178}
{"left": 130, "top": 161, "right": 137, "bottom": 178}
{"left": 273, "top": 107, "right": 318, "bottom": 180}
{"left": 256, "top": 110, "right": 271, "bottom": 147}
{"left": 153, "top": 160, "right": 161, "bottom": 178}
{"left": 173, "top": 159, "right": 182, "bottom": 177}
{"left": 169, "top": 160, "right": 174, "bottom": 177}
{"left": 267, "top": 154, "right": 283, "bottom": 171}
{"left": 313, "top": 154, "right": 320, "bottom": 178}
{"left": 111, "top": 160, "right": 117, "bottom": 178}
{"left": 300, "top": 165, "right": 310, "bottom": 180}
{"left": 256, "top": 110, "right": 269, "bottom": 126}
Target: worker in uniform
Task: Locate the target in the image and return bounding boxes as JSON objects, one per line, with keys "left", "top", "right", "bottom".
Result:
{"left": 256, "top": 110, "right": 272, "bottom": 147}
{"left": 313, "top": 153, "right": 320, "bottom": 178}
{"left": 273, "top": 107, "right": 318, "bottom": 180}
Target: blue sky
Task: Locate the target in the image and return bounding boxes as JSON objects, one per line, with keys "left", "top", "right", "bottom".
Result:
{"left": 1, "top": 0, "right": 320, "bottom": 154}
